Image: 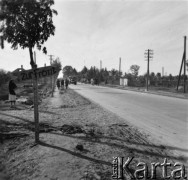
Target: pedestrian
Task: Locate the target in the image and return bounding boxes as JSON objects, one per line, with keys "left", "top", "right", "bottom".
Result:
{"left": 56, "top": 79, "right": 60, "bottom": 90}
{"left": 65, "top": 79, "right": 69, "bottom": 89}
{"left": 61, "top": 79, "right": 64, "bottom": 89}
{"left": 9, "top": 79, "right": 17, "bottom": 108}
{"left": 91, "top": 78, "right": 94, "bottom": 85}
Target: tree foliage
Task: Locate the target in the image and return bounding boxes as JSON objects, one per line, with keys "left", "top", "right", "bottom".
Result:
{"left": 130, "top": 65, "right": 140, "bottom": 76}
{"left": 81, "top": 66, "right": 88, "bottom": 75}
{"left": 111, "top": 69, "right": 119, "bottom": 77}
{"left": 0, "top": 69, "right": 11, "bottom": 87}
{"left": 156, "top": 72, "right": 161, "bottom": 79}
{"left": 0, "top": 0, "right": 57, "bottom": 68}
{"left": 63, "top": 65, "right": 74, "bottom": 77}
{"left": 61, "top": 64, "right": 184, "bottom": 88}
{"left": 72, "top": 68, "right": 78, "bottom": 76}
{"left": 51, "top": 57, "right": 62, "bottom": 70}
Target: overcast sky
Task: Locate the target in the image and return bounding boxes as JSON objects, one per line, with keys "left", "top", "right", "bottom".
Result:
{"left": 1, "top": 0, "right": 188, "bottom": 76}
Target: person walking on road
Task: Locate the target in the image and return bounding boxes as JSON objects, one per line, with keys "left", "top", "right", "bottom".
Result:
{"left": 56, "top": 79, "right": 60, "bottom": 90}
{"left": 65, "top": 79, "right": 69, "bottom": 89}
{"left": 61, "top": 79, "right": 64, "bottom": 89}
{"left": 9, "top": 79, "right": 17, "bottom": 108}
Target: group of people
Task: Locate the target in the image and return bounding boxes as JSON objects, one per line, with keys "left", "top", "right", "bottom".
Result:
{"left": 56, "top": 78, "right": 69, "bottom": 90}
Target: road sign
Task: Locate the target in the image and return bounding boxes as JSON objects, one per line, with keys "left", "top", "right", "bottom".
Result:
{"left": 11, "top": 65, "right": 60, "bottom": 143}
{"left": 15, "top": 66, "right": 59, "bottom": 81}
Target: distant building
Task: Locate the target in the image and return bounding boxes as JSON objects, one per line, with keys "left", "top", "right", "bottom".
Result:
{"left": 12, "top": 65, "right": 25, "bottom": 75}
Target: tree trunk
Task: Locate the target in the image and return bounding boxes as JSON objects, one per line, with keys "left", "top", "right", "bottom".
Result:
{"left": 29, "top": 47, "right": 35, "bottom": 68}
{"left": 29, "top": 46, "right": 39, "bottom": 143}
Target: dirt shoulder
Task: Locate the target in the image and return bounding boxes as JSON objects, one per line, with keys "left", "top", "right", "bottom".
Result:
{"left": 0, "top": 88, "right": 187, "bottom": 180}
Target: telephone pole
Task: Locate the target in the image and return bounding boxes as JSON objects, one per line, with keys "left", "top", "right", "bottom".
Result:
{"left": 119, "top": 57, "right": 121, "bottom": 77}
{"left": 162, "top": 67, "right": 164, "bottom": 77}
{"left": 177, "top": 36, "right": 187, "bottom": 93}
{"left": 48, "top": 55, "right": 54, "bottom": 65}
{"left": 144, "top": 49, "right": 154, "bottom": 91}
{"left": 184, "top": 36, "right": 186, "bottom": 93}
{"left": 48, "top": 55, "right": 54, "bottom": 96}
{"left": 99, "top": 60, "right": 102, "bottom": 84}
{"left": 100, "top": 60, "right": 102, "bottom": 71}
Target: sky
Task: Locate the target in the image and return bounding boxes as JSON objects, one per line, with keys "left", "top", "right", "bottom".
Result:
{"left": 0, "top": 0, "right": 188, "bottom": 76}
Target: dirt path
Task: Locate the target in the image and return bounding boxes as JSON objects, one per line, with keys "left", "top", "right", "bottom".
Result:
{"left": 0, "top": 87, "right": 187, "bottom": 180}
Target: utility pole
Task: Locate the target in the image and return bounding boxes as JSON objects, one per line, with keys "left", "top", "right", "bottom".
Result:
{"left": 177, "top": 36, "right": 187, "bottom": 93}
{"left": 119, "top": 57, "right": 121, "bottom": 77}
{"left": 100, "top": 60, "right": 102, "bottom": 71}
{"left": 49, "top": 54, "right": 54, "bottom": 65}
{"left": 48, "top": 55, "right": 54, "bottom": 96}
{"left": 162, "top": 67, "right": 164, "bottom": 77}
{"left": 99, "top": 60, "right": 102, "bottom": 84}
{"left": 184, "top": 36, "right": 186, "bottom": 93}
{"left": 144, "top": 49, "right": 154, "bottom": 91}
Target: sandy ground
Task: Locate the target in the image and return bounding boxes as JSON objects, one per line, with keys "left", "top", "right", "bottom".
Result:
{"left": 0, "top": 87, "right": 187, "bottom": 180}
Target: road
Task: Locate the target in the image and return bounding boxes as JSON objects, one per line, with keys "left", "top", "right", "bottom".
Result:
{"left": 71, "top": 83, "right": 188, "bottom": 157}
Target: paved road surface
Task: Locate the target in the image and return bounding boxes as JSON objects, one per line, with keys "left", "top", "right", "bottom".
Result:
{"left": 71, "top": 83, "right": 188, "bottom": 157}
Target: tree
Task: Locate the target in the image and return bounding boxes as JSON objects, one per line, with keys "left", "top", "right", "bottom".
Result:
{"left": 150, "top": 72, "right": 155, "bottom": 77}
{"left": 130, "top": 65, "right": 140, "bottom": 76}
{"left": 52, "top": 57, "right": 62, "bottom": 70}
{"left": 63, "top": 65, "right": 74, "bottom": 77}
{"left": 0, "top": 0, "right": 58, "bottom": 143}
{"left": 103, "top": 68, "right": 109, "bottom": 80}
{"left": 87, "top": 66, "right": 95, "bottom": 80}
{"left": 137, "top": 75, "right": 145, "bottom": 86}
{"left": 0, "top": 0, "right": 57, "bottom": 68}
{"left": 110, "top": 69, "right": 119, "bottom": 77}
{"left": 81, "top": 66, "right": 88, "bottom": 76}
{"left": 72, "top": 68, "right": 78, "bottom": 76}
{"left": 156, "top": 72, "right": 161, "bottom": 80}
{"left": 0, "top": 69, "right": 11, "bottom": 87}
{"left": 168, "top": 74, "right": 173, "bottom": 81}
{"left": 150, "top": 72, "right": 156, "bottom": 86}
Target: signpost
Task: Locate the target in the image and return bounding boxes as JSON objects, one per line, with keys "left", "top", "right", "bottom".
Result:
{"left": 14, "top": 65, "right": 60, "bottom": 143}
{"left": 16, "top": 66, "right": 59, "bottom": 82}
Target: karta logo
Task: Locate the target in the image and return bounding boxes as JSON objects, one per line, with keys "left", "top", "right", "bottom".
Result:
{"left": 112, "top": 157, "right": 187, "bottom": 180}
